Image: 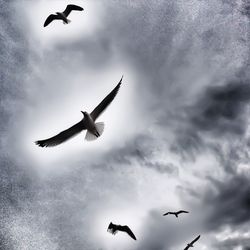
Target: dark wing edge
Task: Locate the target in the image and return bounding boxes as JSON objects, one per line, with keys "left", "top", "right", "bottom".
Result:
{"left": 90, "top": 76, "right": 123, "bottom": 121}
{"left": 178, "top": 210, "right": 189, "bottom": 214}
{"left": 35, "top": 121, "right": 85, "bottom": 147}
{"left": 190, "top": 235, "right": 201, "bottom": 245}
{"left": 163, "top": 212, "right": 169, "bottom": 216}
{"left": 63, "top": 4, "right": 84, "bottom": 16}
{"left": 124, "top": 226, "right": 136, "bottom": 240}
{"left": 44, "top": 14, "right": 61, "bottom": 27}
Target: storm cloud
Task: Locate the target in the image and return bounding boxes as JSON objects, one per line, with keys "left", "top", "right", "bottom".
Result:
{"left": 0, "top": 0, "right": 250, "bottom": 250}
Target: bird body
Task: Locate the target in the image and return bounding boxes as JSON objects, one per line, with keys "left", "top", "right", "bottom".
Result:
{"left": 163, "top": 210, "right": 189, "bottom": 217}
{"left": 35, "top": 76, "right": 123, "bottom": 147}
{"left": 81, "top": 111, "right": 103, "bottom": 139}
{"left": 82, "top": 112, "right": 96, "bottom": 132}
{"left": 55, "top": 12, "right": 70, "bottom": 24}
{"left": 107, "top": 222, "right": 136, "bottom": 240}
{"left": 44, "top": 4, "right": 83, "bottom": 27}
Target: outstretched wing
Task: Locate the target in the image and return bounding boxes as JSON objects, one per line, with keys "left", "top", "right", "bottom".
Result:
{"left": 121, "top": 225, "right": 136, "bottom": 240}
{"left": 44, "top": 14, "right": 61, "bottom": 27}
{"left": 90, "top": 76, "right": 123, "bottom": 121}
{"left": 190, "top": 235, "right": 200, "bottom": 245}
{"left": 183, "top": 245, "right": 189, "bottom": 250}
{"left": 35, "top": 121, "right": 85, "bottom": 147}
{"left": 178, "top": 210, "right": 189, "bottom": 214}
{"left": 163, "top": 212, "right": 170, "bottom": 216}
{"left": 63, "top": 4, "right": 84, "bottom": 17}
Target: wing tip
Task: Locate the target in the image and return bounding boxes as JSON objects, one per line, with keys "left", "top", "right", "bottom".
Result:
{"left": 130, "top": 233, "right": 137, "bottom": 240}
{"left": 119, "top": 75, "right": 123, "bottom": 84}
{"left": 43, "top": 21, "right": 48, "bottom": 27}
{"left": 35, "top": 140, "right": 46, "bottom": 147}
{"left": 67, "top": 4, "right": 84, "bottom": 11}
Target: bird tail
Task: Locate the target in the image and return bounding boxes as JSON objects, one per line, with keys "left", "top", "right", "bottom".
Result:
{"left": 96, "top": 122, "right": 105, "bottom": 136}
{"left": 85, "top": 122, "right": 104, "bottom": 141}
{"left": 63, "top": 19, "right": 71, "bottom": 24}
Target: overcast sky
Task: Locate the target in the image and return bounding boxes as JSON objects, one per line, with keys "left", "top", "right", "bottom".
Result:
{"left": 1, "top": 0, "right": 250, "bottom": 249}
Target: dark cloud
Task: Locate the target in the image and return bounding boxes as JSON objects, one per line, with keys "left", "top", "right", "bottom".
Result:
{"left": 191, "top": 80, "right": 250, "bottom": 135}
{"left": 198, "top": 174, "right": 250, "bottom": 230}
{"left": 170, "top": 78, "right": 250, "bottom": 161}
{"left": 241, "top": 0, "right": 250, "bottom": 19}
{"left": 170, "top": 130, "right": 206, "bottom": 161}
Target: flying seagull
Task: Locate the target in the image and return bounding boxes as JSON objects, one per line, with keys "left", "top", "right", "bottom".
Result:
{"left": 44, "top": 4, "right": 83, "bottom": 27}
{"left": 163, "top": 210, "right": 189, "bottom": 217}
{"left": 35, "top": 76, "right": 123, "bottom": 147}
{"left": 183, "top": 235, "right": 200, "bottom": 250}
{"left": 107, "top": 222, "right": 136, "bottom": 240}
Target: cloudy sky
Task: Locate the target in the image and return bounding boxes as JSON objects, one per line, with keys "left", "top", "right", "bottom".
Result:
{"left": 1, "top": 0, "right": 250, "bottom": 249}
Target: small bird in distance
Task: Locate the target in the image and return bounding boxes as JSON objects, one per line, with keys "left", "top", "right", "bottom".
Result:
{"left": 163, "top": 210, "right": 189, "bottom": 218}
{"left": 44, "top": 4, "right": 83, "bottom": 27}
{"left": 107, "top": 222, "right": 137, "bottom": 240}
{"left": 183, "top": 235, "right": 200, "bottom": 250}
{"left": 35, "top": 76, "right": 123, "bottom": 147}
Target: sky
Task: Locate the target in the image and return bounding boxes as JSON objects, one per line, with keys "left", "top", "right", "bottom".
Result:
{"left": 0, "top": 0, "right": 250, "bottom": 249}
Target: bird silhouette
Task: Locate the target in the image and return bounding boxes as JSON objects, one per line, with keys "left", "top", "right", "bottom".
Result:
{"left": 35, "top": 76, "right": 123, "bottom": 147}
{"left": 183, "top": 235, "right": 200, "bottom": 250}
{"left": 44, "top": 4, "right": 83, "bottom": 27}
{"left": 107, "top": 222, "right": 136, "bottom": 240}
{"left": 163, "top": 210, "right": 189, "bottom": 217}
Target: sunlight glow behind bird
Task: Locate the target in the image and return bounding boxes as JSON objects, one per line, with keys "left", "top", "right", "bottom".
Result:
{"left": 18, "top": 65, "right": 139, "bottom": 170}
{"left": 17, "top": 0, "right": 103, "bottom": 48}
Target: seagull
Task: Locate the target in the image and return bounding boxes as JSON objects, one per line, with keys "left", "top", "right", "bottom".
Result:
{"left": 163, "top": 210, "right": 189, "bottom": 217}
{"left": 44, "top": 4, "right": 83, "bottom": 27}
{"left": 107, "top": 222, "right": 136, "bottom": 240}
{"left": 35, "top": 76, "right": 123, "bottom": 147}
{"left": 183, "top": 235, "right": 200, "bottom": 250}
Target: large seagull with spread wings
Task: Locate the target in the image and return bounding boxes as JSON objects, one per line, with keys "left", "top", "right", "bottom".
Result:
{"left": 35, "top": 76, "right": 123, "bottom": 147}
{"left": 44, "top": 4, "right": 83, "bottom": 27}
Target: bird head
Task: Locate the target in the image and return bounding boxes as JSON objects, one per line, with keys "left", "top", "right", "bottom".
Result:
{"left": 107, "top": 222, "right": 113, "bottom": 229}
{"left": 107, "top": 222, "right": 115, "bottom": 233}
{"left": 81, "top": 111, "right": 88, "bottom": 117}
